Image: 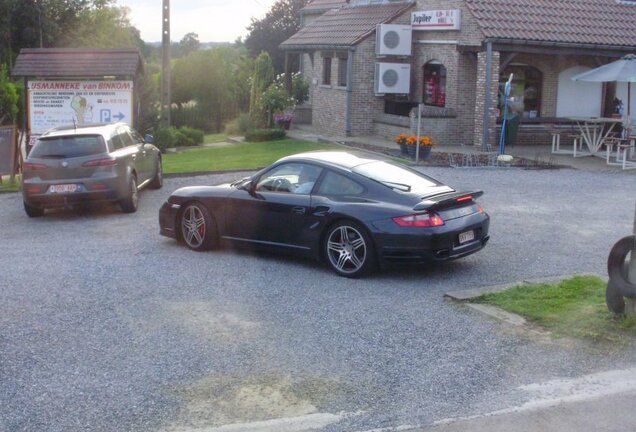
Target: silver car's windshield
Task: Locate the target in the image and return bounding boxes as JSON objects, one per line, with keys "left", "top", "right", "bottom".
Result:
{"left": 30, "top": 135, "right": 106, "bottom": 159}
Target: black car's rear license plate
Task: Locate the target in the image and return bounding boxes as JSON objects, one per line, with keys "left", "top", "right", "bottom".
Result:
{"left": 458, "top": 230, "right": 475, "bottom": 244}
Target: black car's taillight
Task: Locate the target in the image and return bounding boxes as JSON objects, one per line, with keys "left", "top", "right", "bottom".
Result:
{"left": 393, "top": 211, "right": 445, "bottom": 227}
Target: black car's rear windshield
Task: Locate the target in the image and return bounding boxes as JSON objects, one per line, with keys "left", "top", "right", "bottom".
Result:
{"left": 352, "top": 161, "right": 440, "bottom": 192}
{"left": 30, "top": 135, "right": 106, "bottom": 159}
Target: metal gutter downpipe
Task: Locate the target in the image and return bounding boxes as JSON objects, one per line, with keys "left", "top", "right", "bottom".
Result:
{"left": 346, "top": 47, "right": 355, "bottom": 136}
{"left": 482, "top": 41, "right": 493, "bottom": 151}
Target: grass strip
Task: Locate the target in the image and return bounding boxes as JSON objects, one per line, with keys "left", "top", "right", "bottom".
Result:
{"left": 472, "top": 275, "right": 636, "bottom": 342}
{"left": 162, "top": 139, "right": 342, "bottom": 174}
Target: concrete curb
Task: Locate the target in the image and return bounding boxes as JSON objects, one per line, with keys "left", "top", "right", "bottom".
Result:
{"left": 444, "top": 273, "right": 606, "bottom": 302}
{"left": 445, "top": 274, "right": 606, "bottom": 327}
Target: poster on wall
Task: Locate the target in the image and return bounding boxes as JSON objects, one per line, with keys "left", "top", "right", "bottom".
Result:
{"left": 27, "top": 80, "right": 134, "bottom": 135}
{"left": 0, "top": 126, "right": 16, "bottom": 176}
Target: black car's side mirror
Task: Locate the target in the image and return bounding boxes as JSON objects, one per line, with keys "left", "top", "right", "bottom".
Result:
{"left": 144, "top": 134, "right": 154, "bottom": 144}
{"left": 237, "top": 178, "right": 254, "bottom": 192}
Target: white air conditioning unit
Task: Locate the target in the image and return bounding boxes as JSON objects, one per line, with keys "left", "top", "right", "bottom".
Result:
{"left": 375, "top": 63, "right": 411, "bottom": 94}
{"left": 376, "top": 24, "right": 412, "bottom": 56}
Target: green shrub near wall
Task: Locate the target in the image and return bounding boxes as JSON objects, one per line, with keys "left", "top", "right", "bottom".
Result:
{"left": 153, "top": 126, "right": 205, "bottom": 152}
{"left": 179, "top": 126, "right": 204, "bottom": 145}
{"left": 244, "top": 128, "right": 286, "bottom": 142}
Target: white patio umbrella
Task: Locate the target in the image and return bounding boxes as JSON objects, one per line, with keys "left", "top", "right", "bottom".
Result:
{"left": 572, "top": 54, "right": 636, "bottom": 125}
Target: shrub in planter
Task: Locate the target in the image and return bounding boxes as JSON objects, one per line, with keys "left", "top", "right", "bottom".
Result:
{"left": 178, "top": 126, "right": 204, "bottom": 145}
{"left": 245, "top": 128, "right": 286, "bottom": 142}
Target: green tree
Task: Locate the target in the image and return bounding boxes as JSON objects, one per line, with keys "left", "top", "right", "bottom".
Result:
{"left": 55, "top": 6, "right": 141, "bottom": 48}
{"left": 249, "top": 52, "right": 274, "bottom": 128}
{"left": 0, "top": 64, "right": 18, "bottom": 125}
{"left": 179, "top": 32, "right": 200, "bottom": 57}
{"left": 171, "top": 47, "right": 250, "bottom": 132}
{"left": 244, "top": 0, "right": 308, "bottom": 73}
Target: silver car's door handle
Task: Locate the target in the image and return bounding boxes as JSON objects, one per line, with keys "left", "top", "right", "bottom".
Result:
{"left": 292, "top": 206, "right": 306, "bottom": 215}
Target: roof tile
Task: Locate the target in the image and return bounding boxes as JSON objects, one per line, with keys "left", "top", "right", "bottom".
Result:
{"left": 12, "top": 48, "right": 143, "bottom": 78}
{"left": 282, "top": 2, "right": 414, "bottom": 49}
{"left": 465, "top": 0, "right": 636, "bottom": 47}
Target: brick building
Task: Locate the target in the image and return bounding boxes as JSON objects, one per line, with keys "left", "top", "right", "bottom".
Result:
{"left": 281, "top": 0, "right": 636, "bottom": 148}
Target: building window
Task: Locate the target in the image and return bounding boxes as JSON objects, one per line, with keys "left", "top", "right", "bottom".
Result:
{"left": 323, "top": 56, "right": 332, "bottom": 85}
{"left": 337, "top": 55, "right": 348, "bottom": 87}
{"left": 499, "top": 65, "right": 543, "bottom": 118}
{"left": 423, "top": 61, "right": 446, "bottom": 107}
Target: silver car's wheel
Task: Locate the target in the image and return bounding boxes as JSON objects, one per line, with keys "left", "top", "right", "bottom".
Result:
{"left": 180, "top": 203, "right": 217, "bottom": 251}
{"left": 120, "top": 176, "right": 138, "bottom": 213}
{"left": 149, "top": 159, "right": 163, "bottom": 189}
{"left": 324, "top": 221, "right": 374, "bottom": 278}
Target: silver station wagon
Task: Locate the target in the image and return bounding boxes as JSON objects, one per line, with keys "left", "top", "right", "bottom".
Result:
{"left": 22, "top": 122, "right": 162, "bottom": 217}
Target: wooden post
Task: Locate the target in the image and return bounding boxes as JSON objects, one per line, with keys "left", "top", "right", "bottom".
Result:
{"left": 627, "top": 202, "right": 636, "bottom": 315}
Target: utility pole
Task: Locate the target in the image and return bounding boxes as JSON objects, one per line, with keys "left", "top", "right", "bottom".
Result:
{"left": 160, "top": 0, "right": 171, "bottom": 128}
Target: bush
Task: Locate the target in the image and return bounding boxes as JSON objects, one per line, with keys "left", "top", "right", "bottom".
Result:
{"left": 224, "top": 113, "right": 253, "bottom": 135}
{"left": 244, "top": 128, "right": 286, "bottom": 142}
{"left": 174, "top": 129, "right": 195, "bottom": 147}
{"left": 153, "top": 126, "right": 203, "bottom": 151}
{"left": 153, "top": 127, "right": 177, "bottom": 153}
{"left": 178, "top": 126, "right": 204, "bottom": 145}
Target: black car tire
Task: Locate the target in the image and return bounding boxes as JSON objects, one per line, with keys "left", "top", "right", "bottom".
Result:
{"left": 179, "top": 202, "right": 218, "bottom": 251}
{"left": 149, "top": 159, "right": 163, "bottom": 190}
{"left": 606, "top": 279, "right": 626, "bottom": 314}
{"left": 607, "top": 235, "right": 636, "bottom": 298}
{"left": 24, "top": 201, "right": 44, "bottom": 218}
{"left": 324, "top": 220, "right": 375, "bottom": 278}
{"left": 120, "top": 175, "right": 139, "bottom": 213}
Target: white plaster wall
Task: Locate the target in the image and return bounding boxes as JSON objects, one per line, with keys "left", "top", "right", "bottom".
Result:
{"left": 556, "top": 66, "right": 602, "bottom": 117}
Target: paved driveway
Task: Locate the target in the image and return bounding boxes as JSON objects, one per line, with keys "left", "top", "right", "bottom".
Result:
{"left": 0, "top": 166, "right": 635, "bottom": 432}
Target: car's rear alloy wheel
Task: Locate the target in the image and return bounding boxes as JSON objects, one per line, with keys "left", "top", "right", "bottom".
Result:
{"left": 325, "top": 221, "right": 374, "bottom": 278}
{"left": 24, "top": 202, "right": 44, "bottom": 218}
{"left": 149, "top": 159, "right": 163, "bottom": 189}
{"left": 120, "top": 176, "right": 139, "bottom": 213}
{"left": 180, "top": 203, "right": 217, "bottom": 251}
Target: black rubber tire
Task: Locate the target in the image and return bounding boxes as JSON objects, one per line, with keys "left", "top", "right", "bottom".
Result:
{"left": 148, "top": 158, "right": 163, "bottom": 190}
{"left": 607, "top": 235, "right": 636, "bottom": 298}
{"left": 606, "top": 279, "right": 626, "bottom": 314}
{"left": 24, "top": 201, "right": 44, "bottom": 218}
{"left": 179, "top": 202, "right": 218, "bottom": 251}
{"left": 323, "top": 220, "right": 375, "bottom": 278}
{"left": 120, "top": 175, "right": 139, "bottom": 213}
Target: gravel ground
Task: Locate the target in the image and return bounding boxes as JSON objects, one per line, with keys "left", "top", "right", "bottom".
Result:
{"left": 0, "top": 166, "right": 635, "bottom": 432}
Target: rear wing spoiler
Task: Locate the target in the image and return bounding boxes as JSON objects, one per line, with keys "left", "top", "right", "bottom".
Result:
{"left": 413, "top": 190, "right": 484, "bottom": 212}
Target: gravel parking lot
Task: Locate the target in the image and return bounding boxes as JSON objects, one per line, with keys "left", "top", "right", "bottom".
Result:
{"left": 1, "top": 165, "right": 635, "bottom": 432}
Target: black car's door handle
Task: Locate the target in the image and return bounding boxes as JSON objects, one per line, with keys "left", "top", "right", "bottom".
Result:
{"left": 313, "top": 206, "right": 331, "bottom": 217}
{"left": 292, "top": 206, "right": 306, "bottom": 215}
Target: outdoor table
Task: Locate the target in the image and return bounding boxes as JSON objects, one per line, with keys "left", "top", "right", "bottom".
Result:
{"left": 568, "top": 117, "right": 622, "bottom": 156}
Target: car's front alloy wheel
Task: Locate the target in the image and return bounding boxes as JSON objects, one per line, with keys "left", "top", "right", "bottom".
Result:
{"left": 324, "top": 221, "right": 375, "bottom": 278}
{"left": 180, "top": 202, "right": 217, "bottom": 251}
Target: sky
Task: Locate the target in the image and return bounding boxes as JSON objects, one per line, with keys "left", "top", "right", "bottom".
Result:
{"left": 115, "top": 0, "right": 278, "bottom": 43}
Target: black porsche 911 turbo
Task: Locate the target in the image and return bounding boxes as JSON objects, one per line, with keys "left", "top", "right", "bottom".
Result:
{"left": 159, "top": 151, "right": 490, "bottom": 277}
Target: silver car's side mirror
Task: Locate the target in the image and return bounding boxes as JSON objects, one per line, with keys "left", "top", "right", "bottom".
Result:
{"left": 144, "top": 134, "right": 154, "bottom": 144}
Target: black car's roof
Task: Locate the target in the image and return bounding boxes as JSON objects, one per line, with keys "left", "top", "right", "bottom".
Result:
{"left": 279, "top": 151, "right": 386, "bottom": 170}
